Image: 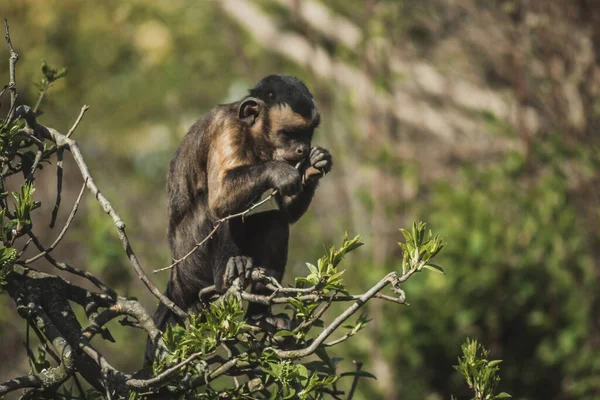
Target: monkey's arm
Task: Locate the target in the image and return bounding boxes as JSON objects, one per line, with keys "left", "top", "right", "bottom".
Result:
{"left": 208, "top": 162, "right": 302, "bottom": 219}
{"left": 206, "top": 130, "right": 305, "bottom": 218}
{"left": 276, "top": 180, "right": 318, "bottom": 223}
{"left": 277, "top": 147, "right": 332, "bottom": 223}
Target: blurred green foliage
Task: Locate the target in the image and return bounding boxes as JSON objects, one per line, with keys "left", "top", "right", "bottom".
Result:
{"left": 383, "top": 137, "right": 600, "bottom": 399}
{"left": 1, "top": 0, "right": 599, "bottom": 399}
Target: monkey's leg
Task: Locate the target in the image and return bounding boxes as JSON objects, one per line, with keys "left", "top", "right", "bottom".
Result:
{"left": 229, "top": 210, "right": 289, "bottom": 317}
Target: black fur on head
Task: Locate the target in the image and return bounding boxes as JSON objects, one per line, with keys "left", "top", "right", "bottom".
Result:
{"left": 248, "top": 75, "right": 316, "bottom": 119}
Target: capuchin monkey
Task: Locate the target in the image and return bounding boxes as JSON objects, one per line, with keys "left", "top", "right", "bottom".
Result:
{"left": 146, "top": 75, "right": 332, "bottom": 364}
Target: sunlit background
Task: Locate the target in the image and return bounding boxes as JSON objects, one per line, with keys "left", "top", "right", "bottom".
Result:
{"left": 1, "top": 1, "right": 599, "bottom": 399}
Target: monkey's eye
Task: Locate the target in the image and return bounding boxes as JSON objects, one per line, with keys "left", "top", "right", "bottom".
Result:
{"left": 267, "top": 91, "right": 275, "bottom": 100}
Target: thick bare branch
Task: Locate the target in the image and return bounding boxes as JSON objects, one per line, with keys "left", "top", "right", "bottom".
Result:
{"left": 0, "top": 375, "right": 40, "bottom": 396}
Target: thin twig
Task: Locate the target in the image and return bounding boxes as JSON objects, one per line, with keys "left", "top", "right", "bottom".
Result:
{"left": 153, "top": 190, "right": 279, "bottom": 274}
{"left": 323, "top": 332, "right": 355, "bottom": 347}
{"left": 153, "top": 223, "right": 221, "bottom": 274}
{"left": 29, "top": 322, "right": 61, "bottom": 364}
{"left": 203, "top": 268, "right": 408, "bottom": 306}
{"left": 23, "top": 230, "right": 115, "bottom": 296}
{"left": 126, "top": 352, "right": 204, "bottom": 388}
{"left": 16, "top": 238, "right": 33, "bottom": 258}
{"left": 25, "top": 318, "right": 32, "bottom": 370}
{"left": 153, "top": 161, "right": 306, "bottom": 274}
{"left": 40, "top": 122, "right": 187, "bottom": 320}
{"left": 32, "top": 82, "right": 49, "bottom": 114}
{"left": 293, "top": 292, "right": 336, "bottom": 334}
{"left": 4, "top": 19, "right": 18, "bottom": 123}
{"left": 24, "top": 180, "right": 87, "bottom": 264}
{"left": 4, "top": 93, "right": 17, "bottom": 125}
{"left": 66, "top": 105, "right": 89, "bottom": 138}
{"left": 25, "top": 145, "right": 43, "bottom": 182}
{"left": 49, "top": 148, "right": 63, "bottom": 228}
{"left": 346, "top": 361, "right": 363, "bottom": 400}
{"left": 271, "top": 271, "right": 409, "bottom": 359}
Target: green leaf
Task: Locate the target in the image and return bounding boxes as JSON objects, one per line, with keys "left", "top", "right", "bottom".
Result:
{"left": 340, "top": 370, "right": 377, "bottom": 380}
{"left": 296, "top": 364, "right": 309, "bottom": 379}
{"left": 399, "top": 228, "right": 412, "bottom": 246}
{"left": 496, "top": 392, "right": 512, "bottom": 398}
{"left": 274, "top": 330, "right": 294, "bottom": 338}
{"left": 423, "top": 263, "right": 445, "bottom": 274}
{"left": 306, "top": 263, "right": 318, "bottom": 275}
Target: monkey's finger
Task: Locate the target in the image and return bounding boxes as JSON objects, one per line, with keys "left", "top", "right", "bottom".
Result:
{"left": 310, "top": 153, "right": 328, "bottom": 165}
{"left": 313, "top": 160, "right": 330, "bottom": 169}
{"left": 245, "top": 258, "right": 254, "bottom": 278}
{"left": 310, "top": 150, "right": 330, "bottom": 164}
{"left": 235, "top": 258, "right": 244, "bottom": 279}
{"left": 224, "top": 265, "right": 234, "bottom": 284}
{"left": 225, "top": 257, "right": 241, "bottom": 283}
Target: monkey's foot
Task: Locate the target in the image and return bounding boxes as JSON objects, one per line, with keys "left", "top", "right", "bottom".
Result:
{"left": 223, "top": 256, "right": 254, "bottom": 288}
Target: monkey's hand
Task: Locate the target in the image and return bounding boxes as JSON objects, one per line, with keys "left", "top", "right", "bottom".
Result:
{"left": 304, "top": 146, "right": 333, "bottom": 182}
{"left": 222, "top": 256, "right": 254, "bottom": 290}
{"left": 267, "top": 161, "right": 303, "bottom": 196}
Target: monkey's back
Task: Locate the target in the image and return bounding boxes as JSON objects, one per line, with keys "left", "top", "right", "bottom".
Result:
{"left": 164, "top": 104, "right": 239, "bottom": 309}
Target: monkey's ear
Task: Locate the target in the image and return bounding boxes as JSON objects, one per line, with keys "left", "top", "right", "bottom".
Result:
{"left": 238, "top": 97, "right": 261, "bottom": 125}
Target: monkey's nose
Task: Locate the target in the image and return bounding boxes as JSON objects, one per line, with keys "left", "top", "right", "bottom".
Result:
{"left": 296, "top": 145, "right": 309, "bottom": 156}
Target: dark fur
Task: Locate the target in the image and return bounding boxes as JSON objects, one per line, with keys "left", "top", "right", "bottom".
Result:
{"left": 145, "top": 75, "right": 332, "bottom": 364}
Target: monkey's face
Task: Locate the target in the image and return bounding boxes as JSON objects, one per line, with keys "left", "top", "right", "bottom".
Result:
{"left": 240, "top": 75, "right": 320, "bottom": 165}
{"left": 267, "top": 103, "right": 319, "bottom": 164}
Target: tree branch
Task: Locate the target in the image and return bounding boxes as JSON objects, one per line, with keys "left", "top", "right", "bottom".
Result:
{"left": 0, "top": 375, "right": 40, "bottom": 396}
{"left": 23, "top": 229, "right": 115, "bottom": 296}
{"left": 3, "top": 19, "right": 18, "bottom": 123}
{"left": 66, "top": 104, "right": 89, "bottom": 138}
{"left": 25, "top": 179, "right": 86, "bottom": 263}
{"left": 49, "top": 148, "right": 64, "bottom": 228}
{"left": 14, "top": 104, "right": 187, "bottom": 321}
{"left": 271, "top": 271, "right": 408, "bottom": 359}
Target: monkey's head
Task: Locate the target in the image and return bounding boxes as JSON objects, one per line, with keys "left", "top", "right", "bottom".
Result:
{"left": 238, "top": 75, "right": 320, "bottom": 164}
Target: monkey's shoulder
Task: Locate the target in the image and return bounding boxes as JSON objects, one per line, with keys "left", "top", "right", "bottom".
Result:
{"left": 184, "top": 103, "right": 242, "bottom": 139}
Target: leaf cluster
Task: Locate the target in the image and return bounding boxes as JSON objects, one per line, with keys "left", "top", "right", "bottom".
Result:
{"left": 261, "top": 355, "right": 337, "bottom": 400}
{"left": 296, "top": 233, "right": 363, "bottom": 293}
{"left": 453, "top": 338, "right": 511, "bottom": 400}
{"left": 154, "top": 295, "right": 248, "bottom": 376}
{"left": 399, "top": 221, "right": 445, "bottom": 274}
{"left": 0, "top": 117, "right": 25, "bottom": 167}
{"left": 143, "top": 234, "right": 390, "bottom": 399}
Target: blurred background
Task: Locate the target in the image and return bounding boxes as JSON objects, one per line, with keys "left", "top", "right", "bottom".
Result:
{"left": 1, "top": 1, "right": 599, "bottom": 399}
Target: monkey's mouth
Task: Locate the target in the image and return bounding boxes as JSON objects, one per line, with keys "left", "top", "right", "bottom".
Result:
{"left": 273, "top": 150, "right": 307, "bottom": 166}
{"left": 283, "top": 156, "right": 309, "bottom": 170}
